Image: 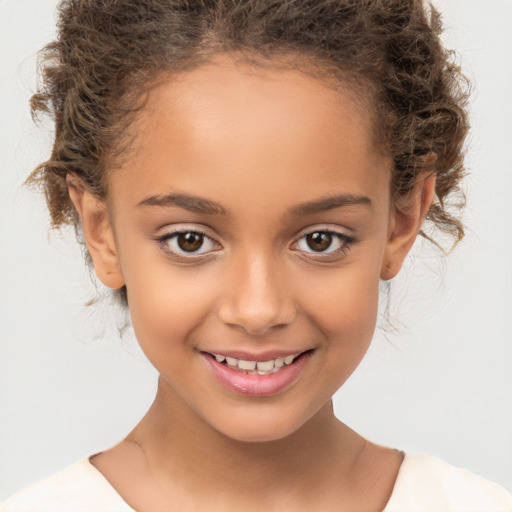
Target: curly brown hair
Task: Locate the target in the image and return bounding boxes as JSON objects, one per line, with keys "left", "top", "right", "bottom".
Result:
{"left": 28, "top": 0, "right": 469, "bottom": 271}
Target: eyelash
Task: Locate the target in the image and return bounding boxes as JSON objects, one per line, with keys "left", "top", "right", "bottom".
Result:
{"left": 155, "top": 228, "right": 219, "bottom": 258}
{"left": 155, "top": 227, "right": 355, "bottom": 261}
{"left": 291, "top": 229, "right": 355, "bottom": 260}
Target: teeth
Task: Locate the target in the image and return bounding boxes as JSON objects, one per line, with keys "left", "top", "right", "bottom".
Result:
{"left": 212, "top": 352, "right": 302, "bottom": 373}
{"left": 238, "top": 360, "right": 256, "bottom": 370}
{"left": 256, "top": 360, "right": 274, "bottom": 371}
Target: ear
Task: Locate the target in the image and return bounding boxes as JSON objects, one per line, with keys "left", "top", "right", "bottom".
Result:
{"left": 66, "top": 175, "right": 125, "bottom": 289}
{"left": 380, "top": 172, "right": 436, "bottom": 281}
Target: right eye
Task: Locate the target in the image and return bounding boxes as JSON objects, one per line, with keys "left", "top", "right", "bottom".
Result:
{"left": 156, "top": 229, "right": 221, "bottom": 257}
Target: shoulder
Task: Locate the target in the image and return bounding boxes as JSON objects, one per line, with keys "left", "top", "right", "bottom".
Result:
{"left": 1, "top": 458, "right": 134, "bottom": 512}
{"left": 385, "top": 453, "right": 512, "bottom": 512}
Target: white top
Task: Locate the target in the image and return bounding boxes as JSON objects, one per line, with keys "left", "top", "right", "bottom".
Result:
{"left": 2, "top": 454, "right": 511, "bottom": 511}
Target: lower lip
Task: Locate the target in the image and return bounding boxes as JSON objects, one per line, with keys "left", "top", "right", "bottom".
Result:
{"left": 202, "top": 352, "right": 311, "bottom": 397}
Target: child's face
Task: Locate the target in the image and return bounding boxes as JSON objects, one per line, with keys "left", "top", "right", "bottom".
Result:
{"left": 84, "top": 56, "right": 414, "bottom": 441}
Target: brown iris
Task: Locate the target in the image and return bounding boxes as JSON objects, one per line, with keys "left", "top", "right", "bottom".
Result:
{"left": 306, "top": 232, "right": 333, "bottom": 252}
{"left": 177, "top": 232, "right": 204, "bottom": 252}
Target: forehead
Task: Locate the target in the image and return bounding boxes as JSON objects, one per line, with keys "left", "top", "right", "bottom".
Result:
{"left": 112, "top": 55, "right": 391, "bottom": 215}
{"left": 138, "top": 55, "right": 375, "bottom": 154}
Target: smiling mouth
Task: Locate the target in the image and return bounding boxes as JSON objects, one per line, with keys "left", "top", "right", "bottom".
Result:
{"left": 205, "top": 351, "right": 311, "bottom": 375}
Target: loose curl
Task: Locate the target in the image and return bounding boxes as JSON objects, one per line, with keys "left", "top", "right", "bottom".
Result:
{"left": 28, "top": 0, "right": 470, "bottom": 301}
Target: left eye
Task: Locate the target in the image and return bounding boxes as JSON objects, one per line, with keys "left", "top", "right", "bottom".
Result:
{"left": 158, "top": 231, "right": 219, "bottom": 256}
{"left": 296, "top": 231, "right": 349, "bottom": 254}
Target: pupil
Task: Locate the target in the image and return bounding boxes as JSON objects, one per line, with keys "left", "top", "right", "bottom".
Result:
{"left": 178, "top": 232, "right": 203, "bottom": 252}
{"left": 307, "top": 232, "right": 332, "bottom": 252}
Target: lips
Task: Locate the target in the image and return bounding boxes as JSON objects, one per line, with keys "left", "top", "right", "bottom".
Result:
{"left": 201, "top": 349, "right": 313, "bottom": 396}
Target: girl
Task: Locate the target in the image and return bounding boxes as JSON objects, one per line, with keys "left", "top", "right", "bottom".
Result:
{"left": 1, "top": 0, "right": 511, "bottom": 510}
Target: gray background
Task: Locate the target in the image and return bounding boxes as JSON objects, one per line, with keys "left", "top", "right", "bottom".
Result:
{"left": 1, "top": 0, "right": 511, "bottom": 500}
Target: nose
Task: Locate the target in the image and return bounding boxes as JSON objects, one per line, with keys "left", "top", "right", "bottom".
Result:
{"left": 217, "top": 253, "right": 297, "bottom": 336}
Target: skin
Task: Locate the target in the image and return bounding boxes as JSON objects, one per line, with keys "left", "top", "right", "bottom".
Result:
{"left": 68, "top": 55, "right": 436, "bottom": 511}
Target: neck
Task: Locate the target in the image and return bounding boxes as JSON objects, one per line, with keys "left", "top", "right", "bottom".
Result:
{"left": 126, "top": 377, "right": 366, "bottom": 501}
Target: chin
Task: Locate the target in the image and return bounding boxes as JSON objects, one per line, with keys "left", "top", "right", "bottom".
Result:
{"left": 206, "top": 404, "right": 317, "bottom": 444}
{"left": 226, "top": 427, "right": 294, "bottom": 444}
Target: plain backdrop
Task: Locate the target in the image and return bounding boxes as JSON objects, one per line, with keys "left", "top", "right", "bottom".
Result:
{"left": 1, "top": 0, "right": 511, "bottom": 501}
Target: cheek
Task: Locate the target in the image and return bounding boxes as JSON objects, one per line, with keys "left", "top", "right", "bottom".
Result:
{"left": 295, "top": 259, "right": 381, "bottom": 390}
{"left": 122, "top": 255, "right": 218, "bottom": 358}
{"left": 298, "top": 261, "right": 380, "bottom": 336}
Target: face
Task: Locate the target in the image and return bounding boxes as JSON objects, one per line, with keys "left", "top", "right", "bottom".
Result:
{"left": 79, "top": 56, "right": 419, "bottom": 442}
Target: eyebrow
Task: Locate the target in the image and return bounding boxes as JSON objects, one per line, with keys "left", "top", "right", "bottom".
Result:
{"left": 287, "top": 194, "right": 372, "bottom": 216}
{"left": 138, "top": 193, "right": 228, "bottom": 215}
{"left": 137, "top": 192, "right": 372, "bottom": 216}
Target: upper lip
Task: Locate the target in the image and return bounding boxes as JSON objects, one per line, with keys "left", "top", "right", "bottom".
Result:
{"left": 200, "top": 349, "right": 311, "bottom": 362}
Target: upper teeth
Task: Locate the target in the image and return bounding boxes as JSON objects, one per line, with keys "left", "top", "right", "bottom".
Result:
{"left": 213, "top": 353, "right": 300, "bottom": 373}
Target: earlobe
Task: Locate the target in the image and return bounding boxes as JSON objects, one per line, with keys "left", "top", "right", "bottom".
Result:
{"left": 380, "top": 173, "right": 437, "bottom": 281}
{"left": 66, "top": 175, "right": 125, "bottom": 289}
